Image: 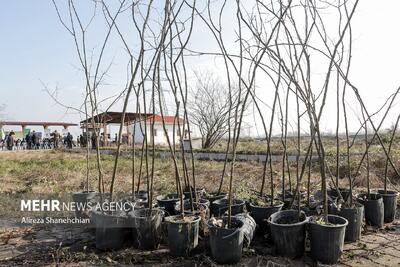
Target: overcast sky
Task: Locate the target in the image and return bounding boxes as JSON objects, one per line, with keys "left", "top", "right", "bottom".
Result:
{"left": 0, "top": 1, "right": 399, "bottom": 137}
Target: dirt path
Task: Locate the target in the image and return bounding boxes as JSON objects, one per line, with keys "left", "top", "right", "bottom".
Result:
{"left": 0, "top": 214, "right": 399, "bottom": 267}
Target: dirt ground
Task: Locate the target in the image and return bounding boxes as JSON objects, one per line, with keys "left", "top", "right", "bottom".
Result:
{"left": 0, "top": 150, "right": 399, "bottom": 266}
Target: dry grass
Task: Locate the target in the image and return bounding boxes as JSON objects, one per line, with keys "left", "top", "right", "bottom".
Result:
{"left": 0, "top": 149, "right": 398, "bottom": 200}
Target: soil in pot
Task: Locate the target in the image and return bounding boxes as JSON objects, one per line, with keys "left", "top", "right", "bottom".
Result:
{"left": 269, "top": 210, "right": 308, "bottom": 258}
{"left": 378, "top": 190, "right": 398, "bottom": 223}
{"left": 208, "top": 217, "right": 244, "bottom": 264}
{"left": 129, "top": 208, "right": 163, "bottom": 250}
{"left": 165, "top": 215, "right": 201, "bottom": 256}
{"left": 72, "top": 191, "right": 98, "bottom": 218}
{"left": 211, "top": 198, "right": 245, "bottom": 217}
{"left": 335, "top": 203, "right": 364, "bottom": 242}
{"left": 249, "top": 198, "right": 283, "bottom": 235}
{"left": 357, "top": 193, "right": 384, "bottom": 227}
{"left": 309, "top": 215, "right": 348, "bottom": 264}
{"left": 175, "top": 200, "right": 210, "bottom": 237}
{"left": 156, "top": 193, "right": 182, "bottom": 216}
{"left": 91, "top": 209, "right": 129, "bottom": 250}
{"left": 175, "top": 200, "right": 209, "bottom": 217}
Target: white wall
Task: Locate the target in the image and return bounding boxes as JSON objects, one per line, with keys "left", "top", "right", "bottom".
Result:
{"left": 132, "top": 121, "right": 183, "bottom": 146}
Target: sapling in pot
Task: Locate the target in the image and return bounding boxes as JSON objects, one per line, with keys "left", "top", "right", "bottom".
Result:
{"left": 267, "top": 1, "right": 360, "bottom": 263}
{"left": 150, "top": 4, "right": 204, "bottom": 255}
{"left": 333, "top": 68, "right": 364, "bottom": 242}
{"left": 378, "top": 113, "right": 400, "bottom": 223}
{"left": 250, "top": 65, "right": 284, "bottom": 234}
{"left": 356, "top": 111, "right": 384, "bottom": 227}
{"left": 51, "top": 0, "right": 110, "bottom": 221}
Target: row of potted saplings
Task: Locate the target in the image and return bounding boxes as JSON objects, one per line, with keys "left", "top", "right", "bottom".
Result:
{"left": 73, "top": 187, "right": 398, "bottom": 265}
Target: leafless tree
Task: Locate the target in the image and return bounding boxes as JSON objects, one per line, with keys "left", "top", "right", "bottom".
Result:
{"left": 188, "top": 71, "right": 247, "bottom": 149}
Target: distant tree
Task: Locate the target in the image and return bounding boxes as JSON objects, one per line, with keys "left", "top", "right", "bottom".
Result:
{"left": 188, "top": 71, "right": 247, "bottom": 149}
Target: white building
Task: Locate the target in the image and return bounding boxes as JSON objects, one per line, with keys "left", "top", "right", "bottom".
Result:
{"left": 133, "top": 115, "right": 186, "bottom": 146}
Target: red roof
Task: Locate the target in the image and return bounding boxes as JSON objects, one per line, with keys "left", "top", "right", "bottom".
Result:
{"left": 146, "top": 115, "right": 184, "bottom": 123}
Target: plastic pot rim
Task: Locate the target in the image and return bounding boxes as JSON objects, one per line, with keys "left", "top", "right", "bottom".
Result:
{"left": 268, "top": 210, "right": 309, "bottom": 227}
{"left": 337, "top": 201, "right": 364, "bottom": 212}
{"left": 207, "top": 192, "right": 227, "bottom": 196}
{"left": 357, "top": 192, "right": 383, "bottom": 202}
{"left": 206, "top": 217, "right": 244, "bottom": 230}
{"left": 156, "top": 194, "right": 183, "bottom": 202}
{"left": 213, "top": 198, "right": 245, "bottom": 207}
{"left": 309, "top": 214, "right": 348, "bottom": 228}
{"left": 377, "top": 189, "right": 399, "bottom": 197}
{"left": 73, "top": 190, "right": 97, "bottom": 194}
{"left": 165, "top": 215, "right": 201, "bottom": 224}
{"left": 249, "top": 200, "right": 284, "bottom": 209}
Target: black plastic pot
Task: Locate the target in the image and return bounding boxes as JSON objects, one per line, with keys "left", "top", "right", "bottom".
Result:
{"left": 208, "top": 217, "right": 244, "bottom": 264}
{"left": 183, "top": 187, "right": 204, "bottom": 200}
{"left": 135, "top": 190, "right": 149, "bottom": 199}
{"left": 357, "top": 193, "right": 384, "bottom": 227}
{"left": 156, "top": 194, "right": 182, "bottom": 216}
{"left": 175, "top": 200, "right": 210, "bottom": 237}
{"left": 211, "top": 198, "right": 245, "bottom": 217}
{"left": 279, "top": 191, "right": 306, "bottom": 210}
{"left": 269, "top": 210, "right": 308, "bottom": 258}
{"left": 184, "top": 198, "right": 210, "bottom": 208}
{"left": 72, "top": 191, "right": 98, "bottom": 218}
{"left": 91, "top": 210, "right": 128, "bottom": 250}
{"left": 175, "top": 200, "right": 209, "bottom": 216}
{"left": 129, "top": 208, "right": 163, "bottom": 250}
{"left": 249, "top": 201, "right": 283, "bottom": 234}
{"left": 309, "top": 215, "right": 348, "bottom": 264}
{"left": 121, "top": 194, "right": 148, "bottom": 210}
{"left": 335, "top": 203, "right": 364, "bottom": 242}
{"left": 378, "top": 190, "right": 399, "bottom": 223}
{"left": 205, "top": 192, "right": 227, "bottom": 204}
{"left": 328, "top": 188, "right": 350, "bottom": 202}
{"left": 165, "top": 215, "right": 201, "bottom": 256}
{"left": 300, "top": 205, "right": 318, "bottom": 217}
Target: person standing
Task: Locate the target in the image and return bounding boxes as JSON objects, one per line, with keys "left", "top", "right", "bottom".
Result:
{"left": 66, "top": 132, "right": 73, "bottom": 149}
{"left": 91, "top": 132, "right": 97, "bottom": 149}
{"left": 25, "top": 133, "right": 32, "bottom": 149}
{"left": 80, "top": 134, "right": 85, "bottom": 148}
{"left": 52, "top": 130, "right": 60, "bottom": 149}
{"left": 31, "top": 131, "right": 38, "bottom": 149}
{"left": 7, "top": 131, "right": 15, "bottom": 150}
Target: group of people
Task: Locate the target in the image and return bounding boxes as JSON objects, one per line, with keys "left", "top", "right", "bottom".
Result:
{"left": 0, "top": 130, "right": 76, "bottom": 151}
{"left": 0, "top": 130, "right": 118, "bottom": 151}
{"left": 1, "top": 131, "right": 16, "bottom": 150}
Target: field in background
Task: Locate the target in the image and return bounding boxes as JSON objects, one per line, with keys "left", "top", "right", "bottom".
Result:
{"left": 0, "top": 149, "right": 399, "bottom": 199}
